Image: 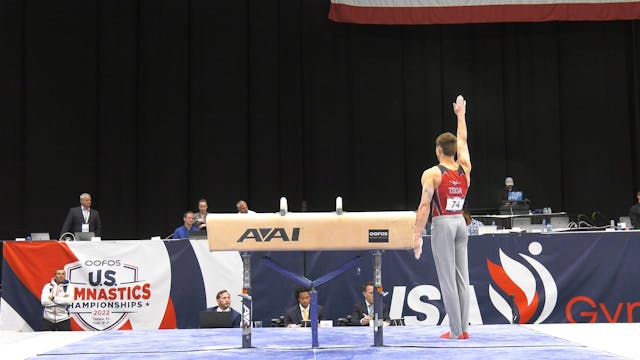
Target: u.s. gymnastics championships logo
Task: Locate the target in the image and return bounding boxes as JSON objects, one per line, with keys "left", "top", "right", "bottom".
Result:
{"left": 486, "top": 242, "right": 557, "bottom": 324}
{"left": 65, "top": 259, "right": 152, "bottom": 330}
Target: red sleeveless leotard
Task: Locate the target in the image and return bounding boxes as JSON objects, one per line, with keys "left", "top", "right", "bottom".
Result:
{"left": 431, "top": 164, "right": 468, "bottom": 218}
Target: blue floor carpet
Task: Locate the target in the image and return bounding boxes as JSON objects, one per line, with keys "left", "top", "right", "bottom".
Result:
{"left": 33, "top": 325, "right": 624, "bottom": 359}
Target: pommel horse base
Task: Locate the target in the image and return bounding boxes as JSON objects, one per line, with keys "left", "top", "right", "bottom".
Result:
{"left": 206, "top": 211, "right": 415, "bottom": 348}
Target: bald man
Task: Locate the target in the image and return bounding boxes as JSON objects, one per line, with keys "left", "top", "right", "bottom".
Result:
{"left": 236, "top": 200, "right": 256, "bottom": 214}
{"left": 60, "top": 193, "right": 102, "bottom": 238}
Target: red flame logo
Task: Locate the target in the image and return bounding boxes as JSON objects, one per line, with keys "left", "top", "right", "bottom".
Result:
{"left": 487, "top": 259, "right": 539, "bottom": 323}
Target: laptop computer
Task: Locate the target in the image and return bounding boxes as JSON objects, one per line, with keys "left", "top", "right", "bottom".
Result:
{"left": 523, "top": 223, "right": 545, "bottom": 232}
{"left": 189, "top": 230, "right": 208, "bottom": 240}
{"left": 199, "top": 311, "right": 233, "bottom": 328}
{"left": 478, "top": 225, "right": 498, "bottom": 235}
{"left": 550, "top": 216, "right": 570, "bottom": 229}
{"left": 511, "top": 217, "right": 531, "bottom": 229}
{"left": 508, "top": 191, "right": 523, "bottom": 202}
{"left": 619, "top": 216, "right": 631, "bottom": 228}
{"left": 74, "top": 232, "right": 95, "bottom": 241}
{"left": 30, "top": 233, "right": 51, "bottom": 241}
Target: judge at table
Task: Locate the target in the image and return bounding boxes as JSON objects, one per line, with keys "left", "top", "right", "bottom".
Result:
{"left": 284, "top": 286, "right": 325, "bottom": 327}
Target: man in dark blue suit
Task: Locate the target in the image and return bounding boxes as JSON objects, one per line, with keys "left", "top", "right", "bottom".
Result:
{"left": 284, "top": 286, "right": 325, "bottom": 327}
{"left": 60, "top": 193, "right": 102, "bottom": 238}
{"left": 352, "top": 281, "right": 390, "bottom": 325}
{"left": 206, "top": 290, "right": 241, "bottom": 327}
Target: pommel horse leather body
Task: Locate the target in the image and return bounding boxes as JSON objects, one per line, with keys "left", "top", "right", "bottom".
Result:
{"left": 206, "top": 211, "right": 415, "bottom": 252}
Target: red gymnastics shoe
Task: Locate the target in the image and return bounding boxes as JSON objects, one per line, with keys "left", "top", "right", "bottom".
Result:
{"left": 439, "top": 332, "right": 466, "bottom": 340}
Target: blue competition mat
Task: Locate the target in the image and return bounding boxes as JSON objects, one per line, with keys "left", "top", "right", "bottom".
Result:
{"left": 34, "top": 325, "right": 624, "bottom": 359}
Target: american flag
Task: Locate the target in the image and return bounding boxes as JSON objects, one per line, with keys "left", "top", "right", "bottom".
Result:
{"left": 329, "top": 0, "right": 640, "bottom": 25}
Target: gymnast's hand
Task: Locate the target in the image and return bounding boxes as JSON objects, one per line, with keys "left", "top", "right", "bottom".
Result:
{"left": 413, "top": 233, "right": 423, "bottom": 260}
{"left": 453, "top": 94, "right": 466, "bottom": 116}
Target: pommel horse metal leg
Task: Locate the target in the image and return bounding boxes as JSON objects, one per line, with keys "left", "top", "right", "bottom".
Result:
{"left": 241, "top": 252, "right": 252, "bottom": 348}
{"left": 372, "top": 250, "right": 384, "bottom": 347}
{"left": 310, "top": 289, "right": 319, "bottom": 348}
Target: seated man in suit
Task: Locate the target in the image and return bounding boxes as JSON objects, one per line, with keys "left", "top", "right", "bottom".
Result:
{"left": 60, "top": 193, "right": 102, "bottom": 238}
{"left": 352, "top": 281, "right": 390, "bottom": 325}
{"left": 284, "top": 286, "right": 325, "bottom": 327}
{"left": 206, "top": 289, "right": 241, "bottom": 327}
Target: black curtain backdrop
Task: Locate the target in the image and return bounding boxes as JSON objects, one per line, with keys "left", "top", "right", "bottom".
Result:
{"left": 1, "top": 1, "right": 639, "bottom": 239}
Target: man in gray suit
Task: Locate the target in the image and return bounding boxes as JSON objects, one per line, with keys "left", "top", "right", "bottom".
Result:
{"left": 60, "top": 193, "right": 102, "bottom": 238}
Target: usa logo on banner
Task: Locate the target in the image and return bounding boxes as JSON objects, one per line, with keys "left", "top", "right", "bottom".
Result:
{"left": 329, "top": 1, "right": 640, "bottom": 25}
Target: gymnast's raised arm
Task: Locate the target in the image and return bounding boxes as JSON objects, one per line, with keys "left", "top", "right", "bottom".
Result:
{"left": 453, "top": 95, "right": 471, "bottom": 183}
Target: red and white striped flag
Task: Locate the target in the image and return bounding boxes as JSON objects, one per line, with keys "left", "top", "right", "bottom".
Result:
{"left": 329, "top": 1, "right": 640, "bottom": 25}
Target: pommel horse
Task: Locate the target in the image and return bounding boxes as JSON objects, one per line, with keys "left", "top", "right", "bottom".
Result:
{"left": 207, "top": 208, "right": 415, "bottom": 348}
